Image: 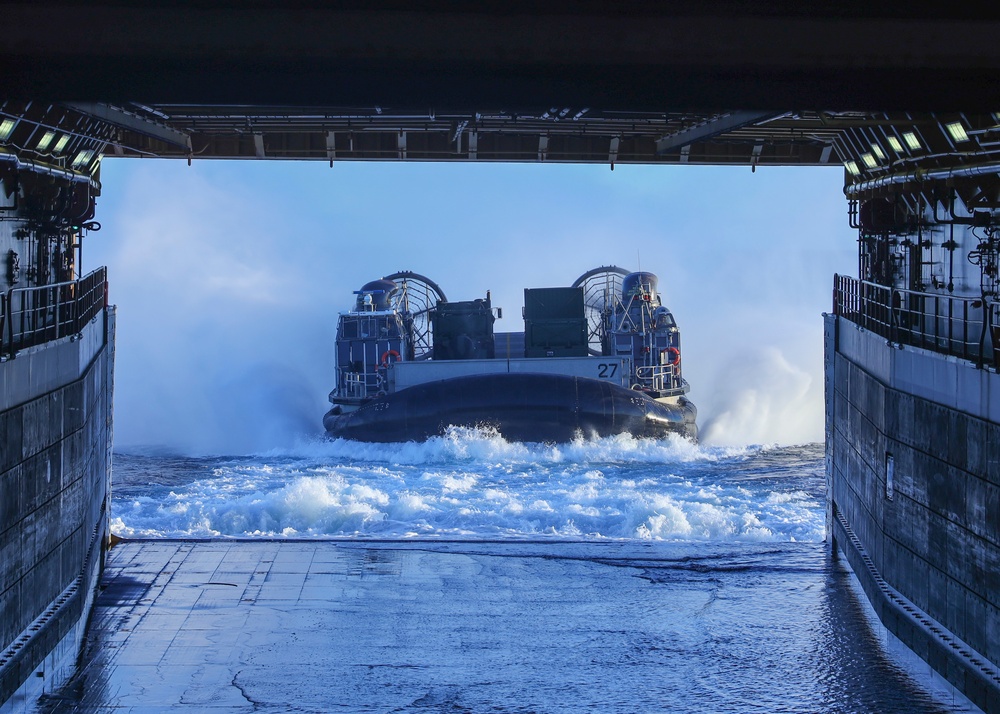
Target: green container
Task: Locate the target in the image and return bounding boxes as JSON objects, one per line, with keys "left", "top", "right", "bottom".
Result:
{"left": 524, "top": 287, "right": 587, "bottom": 356}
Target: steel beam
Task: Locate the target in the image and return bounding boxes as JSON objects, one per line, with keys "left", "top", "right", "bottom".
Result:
{"left": 656, "top": 112, "right": 778, "bottom": 154}
{"left": 64, "top": 102, "right": 191, "bottom": 151}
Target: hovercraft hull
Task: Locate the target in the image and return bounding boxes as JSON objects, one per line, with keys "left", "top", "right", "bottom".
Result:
{"left": 323, "top": 372, "right": 697, "bottom": 443}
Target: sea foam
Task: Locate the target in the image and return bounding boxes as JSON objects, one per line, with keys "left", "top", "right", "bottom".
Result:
{"left": 112, "top": 430, "right": 824, "bottom": 542}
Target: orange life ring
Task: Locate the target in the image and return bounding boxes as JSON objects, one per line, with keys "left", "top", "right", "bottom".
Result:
{"left": 380, "top": 349, "right": 401, "bottom": 368}
{"left": 662, "top": 347, "right": 680, "bottom": 365}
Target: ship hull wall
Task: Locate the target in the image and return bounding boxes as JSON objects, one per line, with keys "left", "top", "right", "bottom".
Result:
{"left": 0, "top": 309, "right": 114, "bottom": 711}
{"left": 826, "top": 313, "right": 1000, "bottom": 712}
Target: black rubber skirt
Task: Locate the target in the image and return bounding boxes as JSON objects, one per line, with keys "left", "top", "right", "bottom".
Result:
{"left": 323, "top": 372, "right": 697, "bottom": 443}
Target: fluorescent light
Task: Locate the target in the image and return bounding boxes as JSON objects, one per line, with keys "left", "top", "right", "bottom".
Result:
{"left": 945, "top": 121, "right": 969, "bottom": 142}
{"left": 871, "top": 144, "right": 886, "bottom": 160}
{"left": 861, "top": 153, "right": 878, "bottom": 169}
{"left": 845, "top": 160, "right": 860, "bottom": 176}
{"left": 36, "top": 131, "right": 55, "bottom": 151}
{"left": 72, "top": 150, "right": 94, "bottom": 167}
{"left": 52, "top": 135, "right": 69, "bottom": 153}
{"left": 0, "top": 118, "right": 16, "bottom": 141}
{"left": 887, "top": 136, "right": 904, "bottom": 153}
{"left": 903, "top": 132, "right": 921, "bottom": 150}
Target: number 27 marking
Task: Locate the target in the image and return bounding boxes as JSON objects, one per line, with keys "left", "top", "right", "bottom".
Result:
{"left": 598, "top": 363, "right": 618, "bottom": 378}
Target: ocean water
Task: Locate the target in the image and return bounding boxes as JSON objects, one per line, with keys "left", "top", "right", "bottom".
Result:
{"left": 111, "top": 429, "right": 823, "bottom": 541}
{"left": 99, "top": 431, "right": 974, "bottom": 713}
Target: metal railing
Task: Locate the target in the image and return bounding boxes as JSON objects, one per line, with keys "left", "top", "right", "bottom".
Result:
{"left": 1, "top": 267, "right": 107, "bottom": 358}
{"left": 992, "top": 304, "right": 1000, "bottom": 371}
{"left": 833, "top": 274, "right": 997, "bottom": 370}
{"left": 635, "top": 363, "right": 683, "bottom": 394}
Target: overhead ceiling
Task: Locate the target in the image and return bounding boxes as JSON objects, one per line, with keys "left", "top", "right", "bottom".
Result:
{"left": 5, "top": 3, "right": 1000, "bottom": 110}
{"left": 3, "top": 2, "right": 1000, "bottom": 208}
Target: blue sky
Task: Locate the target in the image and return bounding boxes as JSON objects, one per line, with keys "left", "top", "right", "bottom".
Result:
{"left": 90, "top": 159, "right": 856, "bottom": 453}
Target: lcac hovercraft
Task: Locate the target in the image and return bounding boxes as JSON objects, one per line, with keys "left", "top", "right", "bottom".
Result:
{"left": 323, "top": 267, "right": 697, "bottom": 443}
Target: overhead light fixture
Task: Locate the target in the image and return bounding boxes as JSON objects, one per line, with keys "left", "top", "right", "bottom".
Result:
{"left": 871, "top": 144, "right": 886, "bottom": 160}
{"left": 35, "top": 131, "right": 56, "bottom": 151}
{"left": 887, "top": 136, "right": 904, "bottom": 153}
{"left": 72, "top": 150, "right": 94, "bottom": 168}
{"left": 0, "top": 118, "right": 16, "bottom": 141}
{"left": 903, "top": 132, "right": 921, "bottom": 150}
{"left": 845, "top": 160, "right": 860, "bottom": 176}
{"left": 861, "top": 153, "right": 878, "bottom": 169}
{"left": 52, "top": 135, "right": 70, "bottom": 153}
{"left": 945, "top": 121, "right": 969, "bottom": 143}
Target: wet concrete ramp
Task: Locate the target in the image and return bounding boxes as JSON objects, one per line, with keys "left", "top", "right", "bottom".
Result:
{"left": 38, "top": 539, "right": 966, "bottom": 713}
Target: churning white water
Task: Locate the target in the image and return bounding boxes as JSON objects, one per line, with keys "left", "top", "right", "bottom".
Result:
{"left": 110, "top": 430, "right": 825, "bottom": 542}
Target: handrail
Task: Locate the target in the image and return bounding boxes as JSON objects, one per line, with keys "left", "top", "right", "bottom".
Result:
{"left": 991, "top": 302, "right": 1000, "bottom": 370}
{"left": 833, "top": 273, "right": 996, "bottom": 370}
{"left": 1, "top": 267, "right": 107, "bottom": 359}
{"left": 635, "top": 363, "right": 682, "bottom": 393}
